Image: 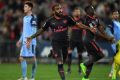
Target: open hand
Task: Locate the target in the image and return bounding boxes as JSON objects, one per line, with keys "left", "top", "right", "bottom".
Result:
{"left": 16, "top": 41, "right": 21, "bottom": 48}
{"left": 26, "top": 37, "right": 32, "bottom": 48}
{"left": 90, "top": 27, "right": 97, "bottom": 33}
{"left": 107, "top": 37, "right": 115, "bottom": 43}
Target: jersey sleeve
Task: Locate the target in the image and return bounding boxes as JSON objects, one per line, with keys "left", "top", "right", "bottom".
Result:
{"left": 42, "top": 20, "right": 50, "bottom": 31}
{"left": 67, "top": 16, "right": 76, "bottom": 27}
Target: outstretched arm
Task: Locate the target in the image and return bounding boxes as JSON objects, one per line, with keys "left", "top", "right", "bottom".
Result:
{"left": 26, "top": 28, "right": 45, "bottom": 48}
{"left": 98, "top": 25, "right": 114, "bottom": 42}
{"left": 27, "top": 19, "right": 50, "bottom": 43}
{"left": 29, "top": 28, "right": 44, "bottom": 39}
{"left": 76, "top": 22, "right": 97, "bottom": 33}
{"left": 76, "top": 22, "right": 90, "bottom": 29}
{"left": 27, "top": 28, "right": 44, "bottom": 43}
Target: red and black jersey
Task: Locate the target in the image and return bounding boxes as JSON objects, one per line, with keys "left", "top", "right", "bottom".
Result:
{"left": 71, "top": 17, "right": 83, "bottom": 41}
{"left": 84, "top": 15, "right": 99, "bottom": 28}
{"left": 82, "top": 15, "right": 100, "bottom": 42}
{"left": 42, "top": 15, "right": 76, "bottom": 41}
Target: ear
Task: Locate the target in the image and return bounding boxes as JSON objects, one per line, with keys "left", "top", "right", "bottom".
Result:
{"left": 53, "top": 10, "right": 55, "bottom": 14}
{"left": 29, "top": 7, "right": 32, "bottom": 10}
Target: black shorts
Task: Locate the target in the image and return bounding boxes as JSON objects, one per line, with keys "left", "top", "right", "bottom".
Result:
{"left": 69, "top": 40, "right": 85, "bottom": 53}
{"left": 51, "top": 40, "right": 68, "bottom": 63}
{"left": 84, "top": 40, "right": 104, "bottom": 60}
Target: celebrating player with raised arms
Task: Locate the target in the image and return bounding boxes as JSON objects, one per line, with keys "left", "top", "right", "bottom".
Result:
{"left": 26, "top": 3, "right": 96, "bottom": 80}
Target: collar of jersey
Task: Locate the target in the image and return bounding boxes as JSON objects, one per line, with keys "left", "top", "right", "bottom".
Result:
{"left": 87, "top": 15, "right": 96, "bottom": 19}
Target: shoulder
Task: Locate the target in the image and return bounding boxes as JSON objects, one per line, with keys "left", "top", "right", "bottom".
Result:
{"left": 63, "top": 15, "right": 74, "bottom": 22}
{"left": 23, "top": 16, "right": 27, "bottom": 19}
{"left": 64, "top": 15, "right": 72, "bottom": 19}
{"left": 31, "top": 14, "right": 37, "bottom": 19}
{"left": 43, "top": 17, "right": 54, "bottom": 26}
{"left": 46, "top": 16, "right": 54, "bottom": 22}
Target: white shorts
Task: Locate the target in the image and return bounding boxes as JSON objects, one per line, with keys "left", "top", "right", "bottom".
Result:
{"left": 20, "top": 44, "right": 36, "bottom": 57}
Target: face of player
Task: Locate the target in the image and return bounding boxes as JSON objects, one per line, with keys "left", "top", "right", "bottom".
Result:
{"left": 72, "top": 9, "right": 80, "bottom": 18}
{"left": 54, "top": 5, "right": 63, "bottom": 17}
{"left": 112, "top": 11, "right": 119, "bottom": 20}
{"left": 24, "top": 4, "right": 32, "bottom": 14}
{"left": 87, "top": 7, "right": 94, "bottom": 16}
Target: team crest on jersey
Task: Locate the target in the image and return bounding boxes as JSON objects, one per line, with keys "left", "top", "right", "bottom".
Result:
{"left": 52, "top": 22, "right": 56, "bottom": 25}
{"left": 32, "top": 21, "right": 37, "bottom": 25}
{"left": 63, "top": 20, "right": 67, "bottom": 24}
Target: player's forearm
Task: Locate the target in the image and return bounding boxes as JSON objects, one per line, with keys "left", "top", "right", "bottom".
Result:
{"left": 76, "top": 23, "right": 90, "bottom": 30}
{"left": 98, "top": 26, "right": 111, "bottom": 40}
{"left": 30, "top": 28, "right": 44, "bottom": 39}
{"left": 99, "top": 32, "right": 112, "bottom": 40}
{"left": 68, "top": 27, "right": 72, "bottom": 40}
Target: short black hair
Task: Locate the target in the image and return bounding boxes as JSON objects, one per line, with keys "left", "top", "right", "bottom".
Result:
{"left": 73, "top": 7, "right": 80, "bottom": 11}
{"left": 24, "top": 1, "right": 33, "bottom": 9}
{"left": 84, "top": 5, "right": 94, "bottom": 13}
{"left": 111, "top": 9, "right": 119, "bottom": 14}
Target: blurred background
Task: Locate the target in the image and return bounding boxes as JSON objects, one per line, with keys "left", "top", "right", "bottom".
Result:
{"left": 0, "top": 0, "right": 120, "bottom": 63}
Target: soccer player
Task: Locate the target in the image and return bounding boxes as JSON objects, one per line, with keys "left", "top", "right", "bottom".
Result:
{"left": 67, "top": 7, "right": 85, "bottom": 74}
{"left": 16, "top": 2, "right": 37, "bottom": 80}
{"left": 26, "top": 4, "right": 95, "bottom": 80}
{"left": 107, "top": 10, "right": 120, "bottom": 80}
{"left": 79, "top": 5, "right": 114, "bottom": 80}
{"left": 107, "top": 10, "right": 120, "bottom": 78}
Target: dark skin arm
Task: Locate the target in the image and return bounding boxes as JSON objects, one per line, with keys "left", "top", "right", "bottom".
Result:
{"left": 76, "top": 22, "right": 91, "bottom": 30}
{"left": 76, "top": 22, "right": 97, "bottom": 33}
{"left": 77, "top": 20, "right": 114, "bottom": 42}
{"left": 97, "top": 25, "right": 114, "bottom": 42}
{"left": 26, "top": 28, "right": 45, "bottom": 48}
{"left": 28, "top": 22, "right": 91, "bottom": 40}
{"left": 26, "top": 21, "right": 96, "bottom": 48}
{"left": 30, "top": 28, "right": 44, "bottom": 39}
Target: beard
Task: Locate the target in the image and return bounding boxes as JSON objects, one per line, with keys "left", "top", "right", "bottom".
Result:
{"left": 90, "top": 12, "right": 94, "bottom": 16}
{"left": 55, "top": 12, "right": 63, "bottom": 17}
{"left": 73, "top": 14, "right": 80, "bottom": 19}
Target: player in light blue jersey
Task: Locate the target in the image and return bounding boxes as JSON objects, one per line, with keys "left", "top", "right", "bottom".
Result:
{"left": 111, "top": 10, "right": 120, "bottom": 80}
{"left": 16, "top": 1, "right": 37, "bottom": 80}
{"left": 106, "top": 10, "right": 120, "bottom": 79}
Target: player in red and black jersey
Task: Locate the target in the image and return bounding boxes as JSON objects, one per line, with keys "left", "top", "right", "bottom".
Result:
{"left": 80, "top": 5, "right": 114, "bottom": 80}
{"left": 26, "top": 4, "right": 92, "bottom": 80}
{"left": 67, "top": 7, "right": 85, "bottom": 74}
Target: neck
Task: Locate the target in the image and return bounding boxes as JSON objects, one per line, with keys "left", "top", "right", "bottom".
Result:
{"left": 26, "top": 11, "right": 32, "bottom": 16}
{"left": 73, "top": 16, "right": 80, "bottom": 20}
{"left": 114, "top": 19, "right": 119, "bottom": 21}
{"left": 54, "top": 14, "right": 61, "bottom": 19}
{"left": 87, "top": 14, "right": 95, "bottom": 19}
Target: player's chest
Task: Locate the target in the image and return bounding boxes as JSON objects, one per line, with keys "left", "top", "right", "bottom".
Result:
{"left": 50, "top": 19, "right": 68, "bottom": 29}
{"left": 86, "top": 18, "right": 99, "bottom": 28}
{"left": 23, "top": 17, "right": 32, "bottom": 24}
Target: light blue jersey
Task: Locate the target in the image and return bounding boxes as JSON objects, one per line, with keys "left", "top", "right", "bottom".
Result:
{"left": 113, "top": 20, "right": 120, "bottom": 42}
{"left": 20, "top": 14, "right": 37, "bottom": 57}
{"left": 111, "top": 20, "right": 120, "bottom": 53}
{"left": 20, "top": 15, "right": 37, "bottom": 45}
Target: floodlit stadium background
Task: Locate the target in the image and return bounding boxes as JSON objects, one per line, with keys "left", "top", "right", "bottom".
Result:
{"left": 0, "top": 0, "right": 120, "bottom": 80}
{"left": 0, "top": 0, "right": 120, "bottom": 63}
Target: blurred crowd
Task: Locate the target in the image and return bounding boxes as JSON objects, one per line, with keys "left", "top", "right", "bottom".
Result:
{"left": 0, "top": 0, "right": 120, "bottom": 42}
{"left": 0, "top": 0, "right": 120, "bottom": 60}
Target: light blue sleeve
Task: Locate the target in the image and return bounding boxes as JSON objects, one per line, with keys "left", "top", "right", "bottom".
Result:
{"left": 105, "top": 26, "right": 114, "bottom": 37}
